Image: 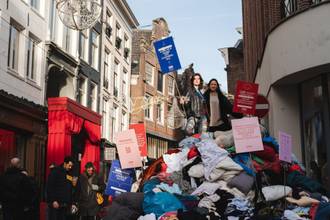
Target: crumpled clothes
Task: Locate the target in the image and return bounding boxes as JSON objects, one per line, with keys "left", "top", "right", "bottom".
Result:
{"left": 283, "top": 210, "right": 309, "bottom": 220}
{"left": 179, "top": 137, "right": 200, "bottom": 149}
{"left": 198, "top": 194, "right": 221, "bottom": 209}
{"left": 170, "top": 171, "right": 195, "bottom": 194}
{"left": 137, "top": 213, "right": 156, "bottom": 220}
{"left": 156, "top": 182, "right": 182, "bottom": 195}
{"left": 163, "top": 148, "right": 189, "bottom": 173}
{"left": 195, "top": 139, "right": 229, "bottom": 180}
{"left": 207, "top": 157, "right": 243, "bottom": 182}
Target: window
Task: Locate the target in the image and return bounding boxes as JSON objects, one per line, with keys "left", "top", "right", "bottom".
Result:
{"left": 8, "top": 24, "right": 20, "bottom": 71}
{"left": 105, "top": 10, "right": 112, "bottom": 39}
{"left": 124, "top": 35, "right": 129, "bottom": 59}
{"left": 77, "top": 76, "right": 87, "bottom": 106}
{"left": 30, "top": 0, "right": 40, "bottom": 11}
{"left": 168, "top": 75, "right": 175, "bottom": 95}
{"left": 282, "top": 0, "right": 298, "bottom": 17}
{"left": 122, "top": 69, "right": 127, "bottom": 103}
{"left": 115, "top": 24, "right": 121, "bottom": 49}
{"left": 157, "top": 71, "right": 163, "bottom": 92}
{"left": 145, "top": 63, "right": 154, "bottom": 85}
{"left": 113, "top": 61, "right": 119, "bottom": 97}
{"left": 26, "top": 35, "right": 39, "bottom": 81}
{"left": 79, "top": 30, "right": 88, "bottom": 61}
{"left": 89, "top": 82, "right": 97, "bottom": 111}
{"left": 63, "top": 26, "right": 71, "bottom": 52}
{"left": 144, "top": 94, "right": 153, "bottom": 120}
{"left": 156, "top": 102, "right": 164, "bottom": 124}
{"left": 113, "top": 73, "right": 118, "bottom": 97}
{"left": 121, "top": 111, "right": 126, "bottom": 131}
{"left": 167, "top": 103, "right": 174, "bottom": 128}
{"left": 91, "top": 30, "right": 99, "bottom": 70}
{"left": 112, "top": 105, "right": 118, "bottom": 139}
{"left": 103, "top": 50, "right": 110, "bottom": 89}
{"left": 102, "top": 99, "right": 108, "bottom": 138}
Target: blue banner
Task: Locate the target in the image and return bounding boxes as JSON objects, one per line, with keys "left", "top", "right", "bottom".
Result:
{"left": 105, "top": 160, "right": 134, "bottom": 197}
{"left": 153, "top": 36, "right": 181, "bottom": 74}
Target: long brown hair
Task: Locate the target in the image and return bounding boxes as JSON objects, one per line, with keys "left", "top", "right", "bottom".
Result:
{"left": 190, "top": 73, "right": 204, "bottom": 90}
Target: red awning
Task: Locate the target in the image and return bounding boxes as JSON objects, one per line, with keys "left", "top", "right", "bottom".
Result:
{"left": 47, "top": 97, "right": 101, "bottom": 175}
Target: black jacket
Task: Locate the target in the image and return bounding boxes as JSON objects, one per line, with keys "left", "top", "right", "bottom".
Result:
{"left": 204, "top": 89, "right": 243, "bottom": 130}
{"left": 0, "top": 167, "right": 33, "bottom": 209}
{"left": 78, "top": 172, "right": 105, "bottom": 216}
{"left": 185, "top": 88, "right": 206, "bottom": 118}
{"left": 46, "top": 165, "right": 75, "bottom": 205}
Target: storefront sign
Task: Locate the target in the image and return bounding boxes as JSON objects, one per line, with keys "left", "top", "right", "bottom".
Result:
{"left": 233, "top": 81, "right": 259, "bottom": 115}
{"left": 153, "top": 36, "right": 181, "bottom": 74}
{"left": 279, "top": 131, "right": 292, "bottom": 163}
{"left": 105, "top": 160, "right": 134, "bottom": 197}
{"left": 114, "top": 129, "right": 142, "bottom": 169}
{"left": 129, "top": 123, "right": 147, "bottom": 157}
{"left": 232, "top": 117, "right": 264, "bottom": 153}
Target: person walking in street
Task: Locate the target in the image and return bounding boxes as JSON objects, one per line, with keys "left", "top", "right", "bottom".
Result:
{"left": 46, "top": 156, "right": 78, "bottom": 220}
{"left": 180, "top": 73, "right": 207, "bottom": 135}
{"left": 77, "top": 162, "right": 105, "bottom": 220}
{"left": 204, "top": 78, "right": 242, "bottom": 132}
{"left": 0, "top": 157, "right": 34, "bottom": 220}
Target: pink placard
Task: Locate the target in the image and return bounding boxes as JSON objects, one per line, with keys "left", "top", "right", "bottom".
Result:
{"left": 114, "top": 129, "right": 142, "bottom": 169}
{"left": 232, "top": 117, "right": 264, "bottom": 153}
{"left": 279, "top": 131, "right": 292, "bottom": 163}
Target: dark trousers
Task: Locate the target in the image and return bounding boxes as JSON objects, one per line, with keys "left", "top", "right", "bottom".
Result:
{"left": 81, "top": 216, "right": 96, "bottom": 220}
{"left": 48, "top": 207, "right": 67, "bottom": 220}
{"left": 2, "top": 205, "right": 24, "bottom": 220}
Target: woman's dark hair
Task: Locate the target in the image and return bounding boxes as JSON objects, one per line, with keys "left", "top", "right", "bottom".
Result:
{"left": 190, "top": 73, "right": 204, "bottom": 90}
{"left": 207, "top": 78, "right": 222, "bottom": 93}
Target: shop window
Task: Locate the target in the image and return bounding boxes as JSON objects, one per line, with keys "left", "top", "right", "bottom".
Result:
{"left": 301, "top": 76, "right": 328, "bottom": 189}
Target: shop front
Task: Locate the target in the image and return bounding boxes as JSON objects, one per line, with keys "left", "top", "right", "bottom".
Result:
{"left": 47, "top": 97, "right": 101, "bottom": 176}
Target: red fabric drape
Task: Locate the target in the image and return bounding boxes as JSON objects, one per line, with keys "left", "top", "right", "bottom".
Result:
{"left": 0, "top": 129, "right": 15, "bottom": 173}
{"left": 80, "top": 120, "right": 101, "bottom": 173}
{"left": 47, "top": 110, "right": 84, "bottom": 176}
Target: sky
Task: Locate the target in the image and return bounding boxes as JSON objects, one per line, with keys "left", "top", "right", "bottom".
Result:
{"left": 126, "top": 0, "right": 243, "bottom": 92}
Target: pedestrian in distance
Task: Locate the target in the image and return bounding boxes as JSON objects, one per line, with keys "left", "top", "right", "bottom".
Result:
{"left": 203, "top": 78, "right": 243, "bottom": 132}
{"left": 77, "top": 162, "right": 105, "bottom": 220}
{"left": 180, "top": 73, "right": 207, "bottom": 135}
{"left": 46, "top": 156, "right": 78, "bottom": 220}
{"left": 0, "top": 157, "right": 34, "bottom": 220}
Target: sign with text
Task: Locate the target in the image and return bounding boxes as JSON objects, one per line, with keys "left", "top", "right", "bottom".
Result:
{"left": 114, "top": 129, "right": 142, "bottom": 169}
{"left": 233, "top": 81, "right": 259, "bottom": 115}
{"left": 232, "top": 117, "right": 264, "bottom": 153}
{"left": 129, "top": 123, "right": 147, "bottom": 157}
{"left": 105, "top": 160, "right": 134, "bottom": 197}
{"left": 279, "top": 131, "right": 292, "bottom": 163}
{"left": 153, "top": 36, "right": 181, "bottom": 74}
{"left": 104, "top": 147, "right": 116, "bottom": 161}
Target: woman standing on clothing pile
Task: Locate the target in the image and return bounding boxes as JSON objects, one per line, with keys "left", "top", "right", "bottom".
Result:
{"left": 180, "top": 73, "right": 207, "bottom": 136}
{"left": 204, "top": 78, "right": 243, "bottom": 132}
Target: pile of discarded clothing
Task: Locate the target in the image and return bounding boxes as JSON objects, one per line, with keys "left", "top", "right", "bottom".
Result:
{"left": 104, "top": 131, "right": 330, "bottom": 220}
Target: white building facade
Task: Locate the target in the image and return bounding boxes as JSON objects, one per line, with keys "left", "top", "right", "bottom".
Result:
{"left": 0, "top": 0, "right": 47, "bottom": 104}
{"left": 100, "top": 0, "right": 139, "bottom": 142}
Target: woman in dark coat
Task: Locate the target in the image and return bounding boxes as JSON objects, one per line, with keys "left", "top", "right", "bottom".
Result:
{"left": 78, "top": 162, "right": 105, "bottom": 220}
{"left": 180, "top": 73, "right": 207, "bottom": 135}
{"left": 204, "top": 79, "right": 242, "bottom": 132}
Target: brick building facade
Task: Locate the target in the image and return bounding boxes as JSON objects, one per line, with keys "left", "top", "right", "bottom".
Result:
{"left": 130, "top": 18, "right": 182, "bottom": 159}
{"left": 219, "top": 35, "right": 244, "bottom": 95}
{"left": 242, "top": 0, "right": 330, "bottom": 189}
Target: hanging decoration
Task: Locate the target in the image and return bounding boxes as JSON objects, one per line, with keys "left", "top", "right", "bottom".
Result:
{"left": 56, "top": 0, "right": 102, "bottom": 30}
